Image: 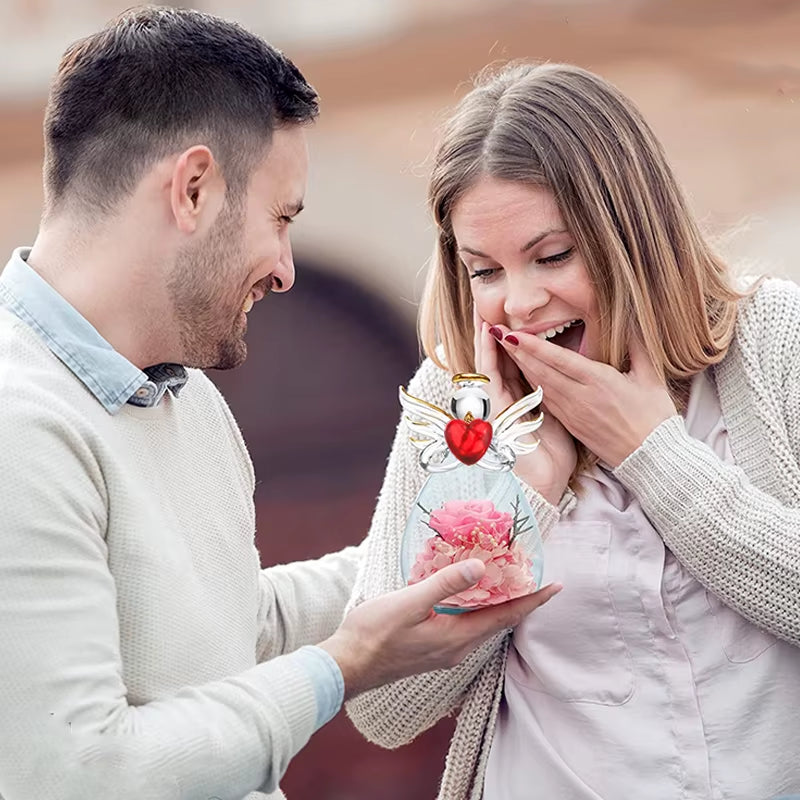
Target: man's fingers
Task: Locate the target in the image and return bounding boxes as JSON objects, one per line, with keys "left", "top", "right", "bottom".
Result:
{"left": 405, "top": 559, "right": 486, "bottom": 611}
{"left": 512, "top": 581, "right": 563, "bottom": 613}
{"left": 466, "top": 582, "right": 563, "bottom": 633}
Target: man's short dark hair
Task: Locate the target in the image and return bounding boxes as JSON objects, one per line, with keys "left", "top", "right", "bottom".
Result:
{"left": 43, "top": 5, "right": 319, "bottom": 215}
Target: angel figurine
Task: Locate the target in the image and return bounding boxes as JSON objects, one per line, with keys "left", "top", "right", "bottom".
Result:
{"left": 398, "top": 373, "right": 546, "bottom": 613}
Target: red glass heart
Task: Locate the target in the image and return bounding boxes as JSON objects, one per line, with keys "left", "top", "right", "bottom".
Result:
{"left": 445, "top": 419, "right": 493, "bottom": 465}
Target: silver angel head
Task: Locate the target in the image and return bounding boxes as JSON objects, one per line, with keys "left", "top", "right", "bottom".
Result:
{"left": 449, "top": 373, "right": 491, "bottom": 422}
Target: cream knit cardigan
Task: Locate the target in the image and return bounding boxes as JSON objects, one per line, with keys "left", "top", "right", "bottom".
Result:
{"left": 346, "top": 277, "right": 800, "bottom": 799}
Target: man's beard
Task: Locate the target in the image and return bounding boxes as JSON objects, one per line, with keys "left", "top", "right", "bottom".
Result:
{"left": 167, "top": 203, "right": 249, "bottom": 370}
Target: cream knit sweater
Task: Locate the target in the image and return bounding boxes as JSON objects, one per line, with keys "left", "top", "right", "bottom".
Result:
{"left": 346, "top": 277, "right": 800, "bottom": 799}
{"left": 0, "top": 307, "right": 359, "bottom": 800}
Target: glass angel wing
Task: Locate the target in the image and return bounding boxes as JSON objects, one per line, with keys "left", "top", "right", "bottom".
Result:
{"left": 398, "top": 378, "right": 544, "bottom": 472}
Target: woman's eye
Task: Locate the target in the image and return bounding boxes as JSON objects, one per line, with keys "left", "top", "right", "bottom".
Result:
{"left": 469, "top": 268, "right": 496, "bottom": 282}
{"left": 538, "top": 247, "right": 574, "bottom": 265}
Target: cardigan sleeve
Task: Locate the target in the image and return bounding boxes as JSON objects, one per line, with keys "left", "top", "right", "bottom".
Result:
{"left": 614, "top": 279, "right": 800, "bottom": 646}
{"left": 345, "top": 358, "right": 566, "bottom": 748}
{"left": 0, "top": 406, "right": 328, "bottom": 800}
{"left": 614, "top": 414, "right": 800, "bottom": 645}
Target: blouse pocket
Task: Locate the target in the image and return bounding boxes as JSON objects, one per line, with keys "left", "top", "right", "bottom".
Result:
{"left": 506, "top": 521, "right": 635, "bottom": 705}
{"left": 705, "top": 590, "right": 778, "bottom": 663}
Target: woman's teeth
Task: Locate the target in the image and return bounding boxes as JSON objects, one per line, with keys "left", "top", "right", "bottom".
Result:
{"left": 242, "top": 293, "right": 254, "bottom": 314}
{"left": 535, "top": 319, "right": 582, "bottom": 340}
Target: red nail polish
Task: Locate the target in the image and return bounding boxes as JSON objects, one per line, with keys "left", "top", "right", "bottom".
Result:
{"left": 505, "top": 334, "right": 519, "bottom": 346}
{"left": 488, "top": 326, "right": 503, "bottom": 341}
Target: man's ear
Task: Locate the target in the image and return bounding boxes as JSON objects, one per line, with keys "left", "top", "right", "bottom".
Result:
{"left": 169, "top": 145, "right": 225, "bottom": 234}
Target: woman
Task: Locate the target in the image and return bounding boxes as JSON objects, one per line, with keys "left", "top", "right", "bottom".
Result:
{"left": 345, "top": 62, "right": 800, "bottom": 799}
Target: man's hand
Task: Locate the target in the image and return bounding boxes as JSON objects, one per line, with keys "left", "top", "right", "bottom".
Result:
{"left": 319, "top": 559, "right": 561, "bottom": 699}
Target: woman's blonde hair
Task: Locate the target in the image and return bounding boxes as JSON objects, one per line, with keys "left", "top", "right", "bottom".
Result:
{"left": 421, "top": 62, "right": 747, "bottom": 405}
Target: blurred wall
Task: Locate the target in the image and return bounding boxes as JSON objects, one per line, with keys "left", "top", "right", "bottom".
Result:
{"left": 1, "top": 1, "right": 799, "bottom": 798}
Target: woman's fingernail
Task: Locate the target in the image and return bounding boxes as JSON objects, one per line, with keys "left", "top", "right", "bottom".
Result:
{"left": 505, "top": 334, "right": 519, "bottom": 346}
{"left": 488, "top": 326, "right": 503, "bottom": 341}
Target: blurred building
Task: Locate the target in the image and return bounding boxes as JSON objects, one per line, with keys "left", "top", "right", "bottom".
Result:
{"left": 0, "top": 0, "right": 799, "bottom": 797}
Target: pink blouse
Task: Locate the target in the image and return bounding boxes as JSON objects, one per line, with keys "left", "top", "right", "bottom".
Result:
{"left": 484, "top": 370, "right": 800, "bottom": 799}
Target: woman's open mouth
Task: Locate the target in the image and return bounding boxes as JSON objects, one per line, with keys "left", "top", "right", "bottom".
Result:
{"left": 536, "top": 319, "right": 585, "bottom": 353}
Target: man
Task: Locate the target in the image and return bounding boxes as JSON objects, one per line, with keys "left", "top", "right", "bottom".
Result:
{"left": 0, "top": 7, "right": 559, "bottom": 800}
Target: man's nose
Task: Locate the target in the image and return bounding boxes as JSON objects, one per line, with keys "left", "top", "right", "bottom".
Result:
{"left": 270, "top": 244, "right": 295, "bottom": 293}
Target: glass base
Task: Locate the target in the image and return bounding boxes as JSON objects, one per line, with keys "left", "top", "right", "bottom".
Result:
{"left": 433, "top": 604, "right": 473, "bottom": 615}
{"left": 402, "top": 463, "right": 544, "bottom": 611}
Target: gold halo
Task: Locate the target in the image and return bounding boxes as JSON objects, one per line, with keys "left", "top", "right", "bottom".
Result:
{"left": 452, "top": 372, "right": 490, "bottom": 384}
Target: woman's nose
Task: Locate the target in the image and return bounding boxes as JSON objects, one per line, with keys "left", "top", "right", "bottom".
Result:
{"left": 503, "top": 274, "right": 549, "bottom": 322}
